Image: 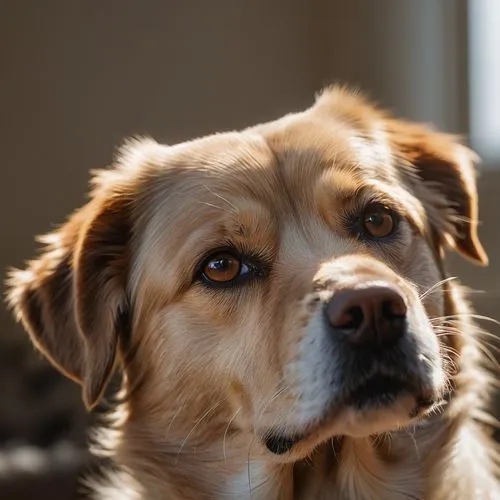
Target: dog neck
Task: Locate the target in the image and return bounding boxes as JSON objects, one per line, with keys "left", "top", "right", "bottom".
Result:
{"left": 223, "top": 418, "right": 453, "bottom": 500}
{"left": 108, "top": 410, "right": 453, "bottom": 500}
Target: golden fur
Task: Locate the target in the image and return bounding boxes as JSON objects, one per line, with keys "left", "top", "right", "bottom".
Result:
{"left": 6, "top": 87, "right": 500, "bottom": 499}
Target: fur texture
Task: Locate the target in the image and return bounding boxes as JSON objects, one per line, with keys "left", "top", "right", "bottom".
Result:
{"left": 6, "top": 87, "right": 500, "bottom": 499}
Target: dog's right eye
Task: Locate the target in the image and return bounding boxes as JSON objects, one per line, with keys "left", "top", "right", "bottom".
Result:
{"left": 197, "top": 250, "right": 267, "bottom": 288}
{"left": 202, "top": 252, "right": 243, "bottom": 283}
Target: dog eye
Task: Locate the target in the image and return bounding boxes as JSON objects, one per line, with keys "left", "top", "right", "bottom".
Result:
{"left": 361, "top": 204, "right": 396, "bottom": 238}
{"left": 202, "top": 252, "right": 248, "bottom": 284}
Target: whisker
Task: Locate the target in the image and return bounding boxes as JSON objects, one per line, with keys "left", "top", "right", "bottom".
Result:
{"left": 331, "top": 437, "right": 339, "bottom": 460}
{"left": 247, "top": 436, "right": 256, "bottom": 499}
{"left": 223, "top": 407, "right": 241, "bottom": 461}
{"left": 431, "top": 314, "right": 500, "bottom": 327}
{"left": 439, "top": 325, "right": 500, "bottom": 343}
{"left": 175, "top": 401, "right": 221, "bottom": 462}
{"left": 166, "top": 401, "right": 186, "bottom": 436}
{"left": 435, "top": 326, "right": 500, "bottom": 361}
{"left": 436, "top": 327, "right": 500, "bottom": 371}
{"left": 255, "top": 384, "right": 289, "bottom": 423}
{"left": 405, "top": 426, "right": 420, "bottom": 461}
{"left": 419, "top": 277, "right": 457, "bottom": 300}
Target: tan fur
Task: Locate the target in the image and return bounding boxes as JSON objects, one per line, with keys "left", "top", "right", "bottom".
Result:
{"left": 6, "top": 86, "right": 499, "bottom": 499}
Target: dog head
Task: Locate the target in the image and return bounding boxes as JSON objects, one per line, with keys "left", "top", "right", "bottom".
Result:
{"left": 7, "top": 87, "right": 487, "bottom": 462}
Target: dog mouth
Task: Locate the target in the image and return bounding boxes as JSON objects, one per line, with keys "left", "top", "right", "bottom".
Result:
{"left": 344, "top": 374, "right": 408, "bottom": 409}
{"left": 263, "top": 374, "right": 437, "bottom": 456}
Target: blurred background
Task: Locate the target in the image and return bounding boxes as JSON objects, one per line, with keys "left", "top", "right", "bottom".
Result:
{"left": 1, "top": 1, "right": 499, "bottom": 498}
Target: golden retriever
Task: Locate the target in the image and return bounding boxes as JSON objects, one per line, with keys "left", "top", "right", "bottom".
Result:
{"left": 6, "top": 87, "right": 500, "bottom": 499}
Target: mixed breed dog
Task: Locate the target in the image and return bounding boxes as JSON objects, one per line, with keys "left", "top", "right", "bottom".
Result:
{"left": 7, "top": 87, "right": 500, "bottom": 498}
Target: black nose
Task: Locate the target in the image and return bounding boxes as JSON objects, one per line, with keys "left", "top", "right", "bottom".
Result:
{"left": 324, "top": 285, "right": 407, "bottom": 348}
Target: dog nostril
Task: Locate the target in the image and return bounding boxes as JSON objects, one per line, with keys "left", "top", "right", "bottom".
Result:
{"left": 381, "top": 297, "right": 407, "bottom": 320}
{"left": 337, "top": 306, "right": 364, "bottom": 330}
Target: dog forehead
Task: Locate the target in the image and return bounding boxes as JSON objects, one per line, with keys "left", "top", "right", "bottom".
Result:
{"left": 132, "top": 93, "right": 401, "bottom": 238}
{"left": 174, "top": 128, "right": 391, "bottom": 204}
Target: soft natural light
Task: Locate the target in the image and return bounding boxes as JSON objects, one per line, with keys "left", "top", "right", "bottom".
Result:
{"left": 468, "top": 0, "right": 500, "bottom": 166}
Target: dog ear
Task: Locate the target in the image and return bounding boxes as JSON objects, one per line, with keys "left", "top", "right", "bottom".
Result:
{"left": 386, "top": 119, "right": 488, "bottom": 266}
{"left": 7, "top": 183, "right": 131, "bottom": 409}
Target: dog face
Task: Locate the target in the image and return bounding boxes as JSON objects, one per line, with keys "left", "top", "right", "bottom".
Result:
{"left": 7, "top": 88, "right": 487, "bottom": 463}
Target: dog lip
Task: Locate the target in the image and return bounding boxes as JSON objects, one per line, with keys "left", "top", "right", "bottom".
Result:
{"left": 344, "top": 374, "right": 408, "bottom": 408}
{"left": 262, "top": 376, "right": 442, "bottom": 456}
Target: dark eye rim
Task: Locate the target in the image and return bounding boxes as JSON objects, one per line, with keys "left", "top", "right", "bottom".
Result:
{"left": 195, "top": 247, "right": 267, "bottom": 289}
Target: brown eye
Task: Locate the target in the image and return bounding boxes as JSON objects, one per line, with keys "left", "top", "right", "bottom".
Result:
{"left": 362, "top": 204, "right": 396, "bottom": 238}
{"left": 202, "top": 253, "right": 243, "bottom": 283}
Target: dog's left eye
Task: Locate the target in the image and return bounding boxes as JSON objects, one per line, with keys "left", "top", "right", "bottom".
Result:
{"left": 361, "top": 203, "right": 397, "bottom": 239}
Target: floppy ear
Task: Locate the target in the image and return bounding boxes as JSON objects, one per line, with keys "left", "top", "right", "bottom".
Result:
{"left": 386, "top": 119, "right": 488, "bottom": 266}
{"left": 7, "top": 188, "right": 131, "bottom": 409}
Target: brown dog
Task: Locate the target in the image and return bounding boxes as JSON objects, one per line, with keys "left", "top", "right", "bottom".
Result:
{"left": 7, "top": 87, "right": 500, "bottom": 499}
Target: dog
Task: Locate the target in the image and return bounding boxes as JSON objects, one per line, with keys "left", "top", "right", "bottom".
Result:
{"left": 7, "top": 87, "right": 500, "bottom": 499}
